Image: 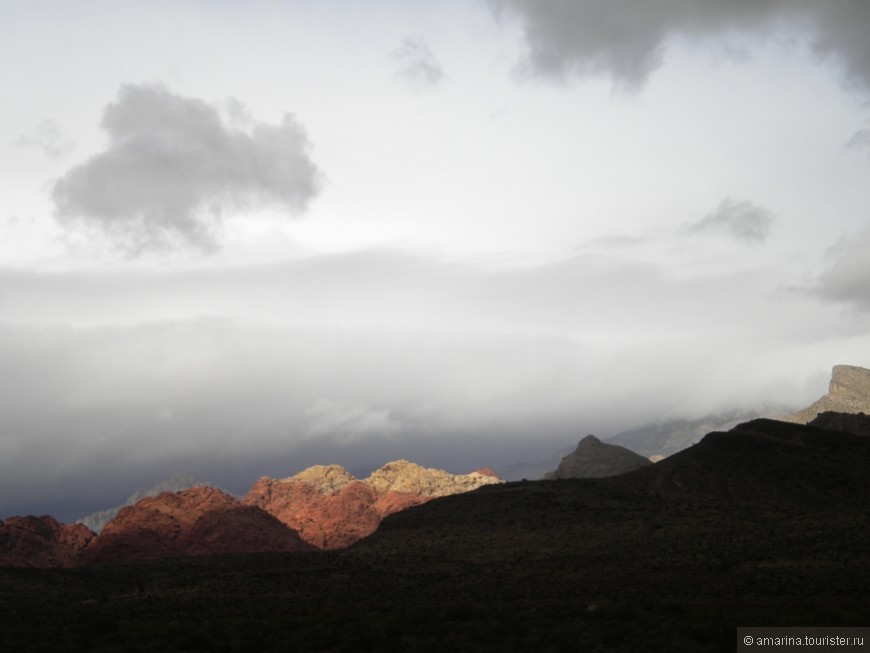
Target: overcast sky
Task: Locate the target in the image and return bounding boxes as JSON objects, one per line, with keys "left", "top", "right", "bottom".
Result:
{"left": 2, "top": 1, "right": 870, "bottom": 521}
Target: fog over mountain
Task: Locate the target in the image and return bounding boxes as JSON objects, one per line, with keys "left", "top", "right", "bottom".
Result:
{"left": 2, "top": 1, "right": 869, "bottom": 521}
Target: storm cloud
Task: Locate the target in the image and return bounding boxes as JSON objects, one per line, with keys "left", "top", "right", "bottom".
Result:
{"left": 489, "top": 0, "right": 870, "bottom": 91}
{"left": 51, "top": 84, "right": 321, "bottom": 254}
{"left": 686, "top": 198, "right": 774, "bottom": 244}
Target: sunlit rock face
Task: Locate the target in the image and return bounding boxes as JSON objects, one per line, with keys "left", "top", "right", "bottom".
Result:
{"left": 786, "top": 365, "right": 870, "bottom": 424}
{"left": 244, "top": 461, "right": 503, "bottom": 550}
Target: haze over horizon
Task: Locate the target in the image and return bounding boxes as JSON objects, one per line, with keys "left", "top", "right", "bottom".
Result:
{"left": 2, "top": 1, "right": 870, "bottom": 522}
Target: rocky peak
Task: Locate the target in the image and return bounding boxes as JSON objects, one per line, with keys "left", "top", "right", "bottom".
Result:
{"left": 365, "top": 460, "right": 502, "bottom": 497}
{"left": 544, "top": 435, "right": 652, "bottom": 480}
{"left": 577, "top": 435, "right": 604, "bottom": 449}
{"left": 284, "top": 464, "right": 357, "bottom": 494}
{"left": 786, "top": 365, "right": 870, "bottom": 424}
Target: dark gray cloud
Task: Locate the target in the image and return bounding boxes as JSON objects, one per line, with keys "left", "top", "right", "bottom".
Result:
{"left": 16, "top": 119, "right": 75, "bottom": 158}
{"left": 489, "top": 0, "right": 870, "bottom": 91}
{"left": 51, "top": 84, "right": 321, "bottom": 255}
{"left": 391, "top": 38, "right": 445, "bottom": 89}
{"left": 806, "top": 2, "right": 870, "bottom": 91}
{"left": 686, "top": 198, "right": 774, "bottom": 243}
{"left": 815, "top": 228, "right": 870, "bottom": 311}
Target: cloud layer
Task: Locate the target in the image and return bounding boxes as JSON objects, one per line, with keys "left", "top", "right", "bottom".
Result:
{"left": 52, "top": 84, "right": 321, "bottom": 254}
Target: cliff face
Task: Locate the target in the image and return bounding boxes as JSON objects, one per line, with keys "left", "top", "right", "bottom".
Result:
{"left": 786, "top": 365, "right": 870, "bottom": 424}
{"left": 0, "top": 515, "right": 95, "bottom": 568}
{"left": 244, "top": 461, "right": 502, "bottom": 550}
{"left": 77, "top": 486, "right": 313, "bottom": 566}
{"left": 544, "top": 435, "right": 652, "bottom": 480}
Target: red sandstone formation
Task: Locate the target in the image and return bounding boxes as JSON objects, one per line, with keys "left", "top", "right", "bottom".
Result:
{"left": 77, "top": 486, "right": 313, "bottom": 565}
{"left": 244, "top": 461, "right": 502, "bottom": 550}
{"left": 0, "top": 515, "right": 95, "bottom": 568}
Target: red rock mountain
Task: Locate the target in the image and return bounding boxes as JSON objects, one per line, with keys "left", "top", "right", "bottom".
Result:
{"left": 244, "top": 461, "right": 503, "bottom": 549}
{"left": 77, "top": 486, "right": 314, "bottom": 566}
{"left": 0, "top": 515, "right": 95, "bottom": 568}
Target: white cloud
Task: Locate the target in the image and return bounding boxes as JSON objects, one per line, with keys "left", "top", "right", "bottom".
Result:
{"left": 51, "top": 83, "right": 322, "bottom": 255}
{"left": 815, "top": 228, "right": 870, "bottom": 311}
{"left": 686, "top": 198, "right": 775, "bottom": 244}
{"left": 391, "top": 37, "right": 445, "bottom": 89}
{"left": 15, "top": 120, "right": 75, "bottom": 158}
{"left": 305, "top": 399, "right": 401, "bottom": 441}
{"left": 846, "top": 128, "right": 870, "bottom": 157}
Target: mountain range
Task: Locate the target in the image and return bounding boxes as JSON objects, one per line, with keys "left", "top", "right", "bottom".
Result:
{"left": 4, "top": 363, "right": 868, "bottom": 570}
{"left": 2, "top": 410, "right": 868, "bottom": 651}
{"left": 2, "top": 364, "right": 870, "bottom": 650}
{"left": 0, "top": 461, "right": 501, "bottom": 567}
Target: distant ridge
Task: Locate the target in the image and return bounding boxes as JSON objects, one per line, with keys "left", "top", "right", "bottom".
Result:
{"left": 785, "top": 364, "right": 870, "bottom": 424}
{"left": 604, "top": 413, "right": 749, "bottom": 457}
{"left": 543, "top": 435, "right": 651, "bottom": 479}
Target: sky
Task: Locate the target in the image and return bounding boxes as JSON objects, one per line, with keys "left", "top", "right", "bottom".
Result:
{"left": 2, "top": 0, "right": 870, "bottom": 521}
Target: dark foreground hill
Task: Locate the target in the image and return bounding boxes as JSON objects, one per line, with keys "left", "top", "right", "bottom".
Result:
{"left": 2, "top": 418, "right": 869, "bottom": 652}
